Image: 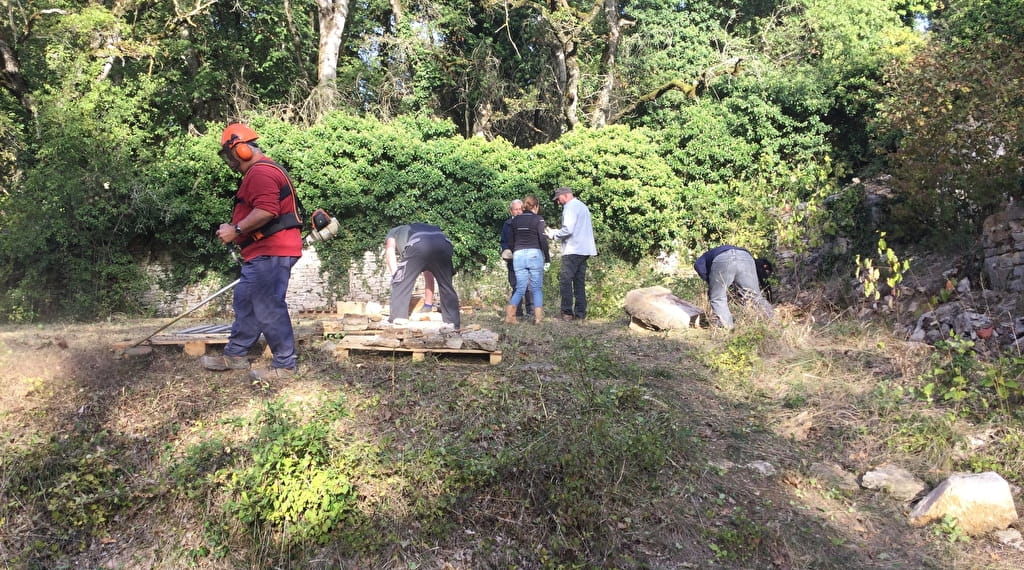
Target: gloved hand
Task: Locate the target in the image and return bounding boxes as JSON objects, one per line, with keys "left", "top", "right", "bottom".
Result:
{"left": 543, "top": 263, "right": 550, "bottom": 272}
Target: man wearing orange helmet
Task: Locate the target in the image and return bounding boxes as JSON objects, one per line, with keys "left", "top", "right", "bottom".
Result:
{"left": 200, "top": 123, "right": 303, "bottom": 380}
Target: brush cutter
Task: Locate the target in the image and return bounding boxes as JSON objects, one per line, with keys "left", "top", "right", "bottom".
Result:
{"left": 124, "top": 209, "right": 341, "bottom": 350}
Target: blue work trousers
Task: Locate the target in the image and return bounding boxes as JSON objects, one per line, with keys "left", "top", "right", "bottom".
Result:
{"left": 224, "top": 255, "right": 299, "bottom": 369}
{"left": 506, "top": 259, "right": 533, "bottom": 316}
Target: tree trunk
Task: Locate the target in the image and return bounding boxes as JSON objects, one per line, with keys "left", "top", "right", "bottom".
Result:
{"left": 0, "top": 39, "right": 31, "bottom": 111}
{"left": 547, "top": 0, "right": 599, "bottom": 131}
{"left": 284, "top": 0, "right": 313, "bottom": 87}
{"left": 315, "top": 0, "right": 350, "bottom": 88}
{"left": 558, "top": 37, "right": 580, "bottom": 130}
{"left": 1, "top": 9, "right": 66, "bottom": 114}
{"left": 590, "top": 0, "right": 632, "bottom": 128}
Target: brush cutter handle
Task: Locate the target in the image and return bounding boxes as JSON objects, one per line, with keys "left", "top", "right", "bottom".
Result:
{"left": 128, "top": 278, "right": 241, "bottom": 348}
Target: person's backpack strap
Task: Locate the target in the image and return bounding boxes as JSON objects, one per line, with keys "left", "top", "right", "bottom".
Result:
{"left": 236, "top": 160, "right": 305, "bottom": 249}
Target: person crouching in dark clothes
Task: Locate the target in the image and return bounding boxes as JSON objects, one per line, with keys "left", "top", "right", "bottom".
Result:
{"left": 384, "top": 223, "right": 461, "bottom": 329}
{"left": 694, "top": 245, "right": 774, "bottom": 329}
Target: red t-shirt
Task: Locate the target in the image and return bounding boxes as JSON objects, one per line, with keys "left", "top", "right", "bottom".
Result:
{"left": 232, "top": 161, "right": 303, "bottom": 261}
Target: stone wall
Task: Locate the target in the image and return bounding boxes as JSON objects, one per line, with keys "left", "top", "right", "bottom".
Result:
{"left": 344, "top": 251, "right": 391, "bottom": 302}
{"left": 143, "top": 248, "right": 431, "bottom": 317}
{"left": 982, "top": 206, "right": 1024, "bottom": 292}
{"left": 285, "top": 248, "right": 332, "bottom": 310}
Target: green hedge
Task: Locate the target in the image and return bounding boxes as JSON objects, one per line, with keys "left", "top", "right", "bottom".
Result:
{"left": 2, "top": 108, "right": 836, "bottom": 321}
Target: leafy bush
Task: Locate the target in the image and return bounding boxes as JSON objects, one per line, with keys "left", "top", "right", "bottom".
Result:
{"left": 872, "top": 36, "right": 1024, "bottom": 242}
{"left": 220, "top": 398, "right": 357, "bottom": 547}
{"left": 918, "top": 334, "right": 1024, "bottom": 418}
{"left": 0, "top": 78, "right": 165, "bottom": 320}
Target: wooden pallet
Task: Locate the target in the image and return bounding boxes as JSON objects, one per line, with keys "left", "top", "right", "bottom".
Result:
{"left": 148, "top": 324, "right": 233, "bottom": 356}
{"left": 335, "top": 345, "right": 502, "bottom": 365}
{"left": 116, "top": 324, "right": 315, "bottom": 356}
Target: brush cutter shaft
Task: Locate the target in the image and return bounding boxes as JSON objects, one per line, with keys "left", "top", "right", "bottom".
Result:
{"left": 129, "top": 278, "right": 241, "bottom": 348}
{"left": 131, "top": 209, "right": 338, "bottom": 350}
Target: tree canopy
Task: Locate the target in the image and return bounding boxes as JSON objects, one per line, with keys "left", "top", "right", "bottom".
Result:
{"left": 1, "top": 0, "right": 1020, "bottom": 320}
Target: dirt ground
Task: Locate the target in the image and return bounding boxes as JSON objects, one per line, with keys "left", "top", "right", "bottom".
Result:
{"left": 1, "top": 311, "right": 1022, "bottom": 569}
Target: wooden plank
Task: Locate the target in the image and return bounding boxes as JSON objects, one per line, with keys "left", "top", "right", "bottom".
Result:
{"left": 123, "top": 323, "right": 315, "bottom": 356}
{"left": 148, "top": 333, "right": 230, "bottom": 344}
{"left": 183, "top": 341, "right": 207, "bottom": 357}
{"left": 334, "top": 345, "right": 501, "bottom": 365}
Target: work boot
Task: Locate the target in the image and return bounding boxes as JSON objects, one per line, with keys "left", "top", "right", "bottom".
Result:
{"left": 249, "top": 366, "right": 296, "bottom": 381}
{"left": 504, "top": 304, "right": 518, "bottom": 324}
{"left": 533, "top": 307, "right": 543, "bottom": 325}
{"left": 200, "top": 354, "right": 250, "bottom": 371}
{"left": 561, "top": 314, "right": 574, "bottom": 322}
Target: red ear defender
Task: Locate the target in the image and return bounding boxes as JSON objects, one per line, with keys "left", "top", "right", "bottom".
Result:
{"left": 233, "top": 142, "right": 253, "bottom": 161}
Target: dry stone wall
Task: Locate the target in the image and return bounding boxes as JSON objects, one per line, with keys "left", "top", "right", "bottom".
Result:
{"left": 905, "top": 205, "right": 1024, "bottom": 352}
{"left": 982, "top": 205, "right": 1024, "bottom": 292}
{"left": 286, "top": 248, "right": 333, "bottom": 310}
{"left": 143, "top": 248, "right": 435, "bottom": 317}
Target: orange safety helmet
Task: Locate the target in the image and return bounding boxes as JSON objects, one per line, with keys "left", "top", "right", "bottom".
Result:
{"left": 219, "top": 123, "right": 259, "bottom": 161}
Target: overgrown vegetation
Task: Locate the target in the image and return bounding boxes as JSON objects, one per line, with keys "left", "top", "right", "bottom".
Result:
{"left": 1, "top": 1, "right": 1022, "bottom": 565}
{"left": 2, "top": 257, "right": 1023, "bottom": 568}
{"left": 6, "top": 0, "right": 1013, "bottom": 322}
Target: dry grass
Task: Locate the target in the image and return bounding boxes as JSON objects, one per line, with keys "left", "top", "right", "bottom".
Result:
{"left": 1, "top": 300, "right": 1022, "bottom": 569}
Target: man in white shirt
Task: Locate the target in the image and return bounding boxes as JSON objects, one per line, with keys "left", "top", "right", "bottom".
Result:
{"left": 547, "top": 187, "right": 597, "bottom": 321}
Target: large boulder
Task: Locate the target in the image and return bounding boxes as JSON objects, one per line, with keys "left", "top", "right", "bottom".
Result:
{"left": 624, "top": 286, "right": 704, "bottom": 331}
{"left": 909, "top": 472, "right": 1019, "bottom": 536}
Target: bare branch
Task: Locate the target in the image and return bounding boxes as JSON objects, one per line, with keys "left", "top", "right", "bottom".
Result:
{"left": 609, "top": 58, "right": 742, "bottom": 124}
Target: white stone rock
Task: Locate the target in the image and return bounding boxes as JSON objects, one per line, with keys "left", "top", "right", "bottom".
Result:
{"left": 624, "top": 286, "right": 704, "bottom": 330}
{"left": 860, "top": 463, "right": 927, "bottom": 502}
{"left": 909, "top": 472, "right": 1019, "bottom": 536}
{"left": 746, "top": 460, "right": 776, "bottom": 477}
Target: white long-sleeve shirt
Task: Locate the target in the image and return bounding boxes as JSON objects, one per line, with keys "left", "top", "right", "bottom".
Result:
{"left": 553, "top": 198, "right": 597, "bottom": 256}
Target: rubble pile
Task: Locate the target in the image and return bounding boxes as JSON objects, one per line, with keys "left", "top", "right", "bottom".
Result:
{"left": 325, "top": 312, "right": 500, "bottom": 352}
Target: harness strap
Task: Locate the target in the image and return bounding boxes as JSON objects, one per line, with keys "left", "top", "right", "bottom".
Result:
{"left": 235, "top": 160, "right": 306, "bottom": 249}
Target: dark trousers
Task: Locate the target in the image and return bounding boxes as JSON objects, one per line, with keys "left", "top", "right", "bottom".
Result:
{"left": 391, "top": 237, "right": 461, "bottom": 328}
{"left": 225, "top": 255, "right": 299, "bottom": 369}
{"left": 559, "top": 254, "right": 589, "bottom": 319}
{"left": 506, "top": 260, "right": 533, "bottom": 316}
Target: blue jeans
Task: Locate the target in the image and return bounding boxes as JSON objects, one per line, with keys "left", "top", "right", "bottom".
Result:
{"left": 506, "top": 259, "right": 533, "bottom": 315}
{"left": 708, "top": 249, "right": 772, "bottom": 328}
{"left": 509, "top": 249, "right": 544, "bottom": 310}
{"left": 224, "top": 255, "right": 299, "bottom": 369}
{"left": 559, "top": 254, "right": 589, "bottom": 318}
